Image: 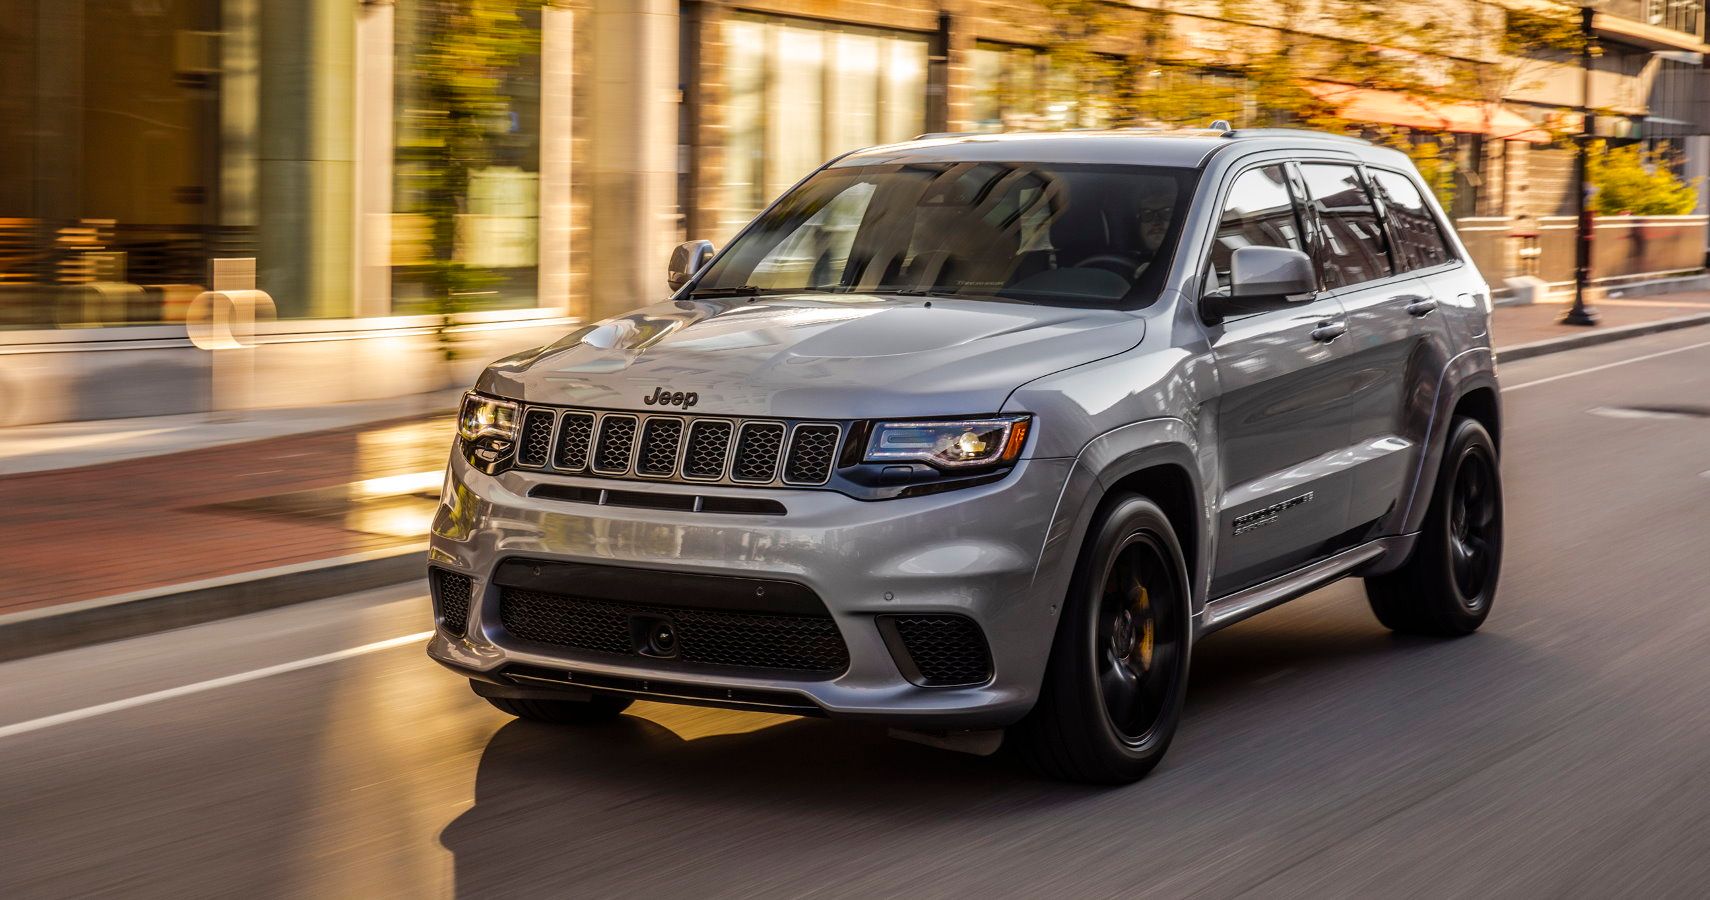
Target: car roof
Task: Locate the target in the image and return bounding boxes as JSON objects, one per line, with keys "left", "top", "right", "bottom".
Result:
{"left": 828, "top": 128, "right": 1405, "bottom": 171}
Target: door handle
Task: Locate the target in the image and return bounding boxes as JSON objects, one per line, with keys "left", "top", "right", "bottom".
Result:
{"left": 1310, "top": 321, "right": 1347, "bottom": 343}
{"left": 1405, "top": 298, "right": 1438, "bottom": 317}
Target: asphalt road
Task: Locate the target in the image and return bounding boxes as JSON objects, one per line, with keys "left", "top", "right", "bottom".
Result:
{"left": 6, "top": 325, "right": 1710, "bottom": 899}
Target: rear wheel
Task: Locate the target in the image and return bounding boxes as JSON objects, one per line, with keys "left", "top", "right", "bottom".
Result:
{"left": 1012, "top": 495, "right": 1192, "bottom": 784}
{"left": 1366, "top": 417, "right": 1502, "bottom": 636}
{"left": 479, "top": 688, "right": 633, "bottom": 724}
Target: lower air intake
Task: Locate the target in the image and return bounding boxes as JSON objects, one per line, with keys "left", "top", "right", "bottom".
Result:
{"left": 432, "top": 569, "right": 473, "bottom": 636}
{"left": 880, "top": 614, "right": 993, "bottom": 687}
{"left": 499, "top": 587, "right": 849, "bottom": 676}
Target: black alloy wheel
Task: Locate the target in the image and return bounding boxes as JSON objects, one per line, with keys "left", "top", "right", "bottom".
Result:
{"left": 1096, "top": 535, "right": 1186, "bottom": 746}
{"left": 1366, "top": 417, "right": 1503, "bottom": 636}
{"left": 1014, "top": 495, "right": 1192, "bottom": 784}
{"left": 1447, "top": 443, "right": 1500, "bottom": 608}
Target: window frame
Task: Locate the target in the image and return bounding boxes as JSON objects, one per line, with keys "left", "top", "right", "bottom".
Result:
{"left": 1293, "top": 160, "right": 1399, "bottom": 292}
{"left": 1193, "top": 158, "right": 1326, "bottom": 308}
{"left": 1362, "top": 163, "right": 1462, "bottom": 277}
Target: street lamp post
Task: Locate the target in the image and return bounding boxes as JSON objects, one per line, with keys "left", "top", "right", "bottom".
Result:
{"left": 1563, "top": 0, "right": 1601, "bottom": 326}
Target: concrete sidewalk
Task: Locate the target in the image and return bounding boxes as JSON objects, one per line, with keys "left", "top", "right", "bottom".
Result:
{"left": 2, "top": 294, "right": 1708, "bottom": 659}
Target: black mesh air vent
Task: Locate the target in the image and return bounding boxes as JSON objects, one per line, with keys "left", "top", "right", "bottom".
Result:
{"left": 554, "top": 412, "right": 595, "bottom": 471}
{"left": 681, "top": 419, "right": 733, "bottom": 481}
{"left": 499, "top": 588, "right": 849, "bottom": 675}
{"left": 432, "top": 569, "right": 473, "bottom": 636}
{"left": 593, "top": 414, "right": 638, "bottom": 474}
{"left": 516, "top": 409, "right": 554, "bottom": 468}
{"left": 783, "top": 425, "right": 840, "bottom": 485}
{"left": 730, "top": 422, "right": 785, "bottom": 483}
{"left": 636, "top": 417, "right": 684, "bottom": 477}
{"left": 883, "top": 615, "right": 992, "bottom": 687}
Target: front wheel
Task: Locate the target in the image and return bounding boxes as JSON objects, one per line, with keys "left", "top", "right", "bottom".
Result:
{"left": 1012, "top": 495, "right": 1192, "bottom": 784}
{"left": 1365, "top": 417, "right": 1503, "bottom": 636}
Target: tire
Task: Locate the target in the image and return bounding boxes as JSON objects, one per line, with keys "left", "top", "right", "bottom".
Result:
{"left": 479, "top": 689, "right": 633, "bottom": 724}
{"left": 1012, "top": 495, "right": 1192, "bottom": 784}
{"left": 1365, "top": 417, "right": 1502, "bottom": 636}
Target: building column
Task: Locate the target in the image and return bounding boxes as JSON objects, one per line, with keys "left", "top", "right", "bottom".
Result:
{"left": 682, "top": 0, "right": 727, "bottom": 245}
{"left": 258, "top": 0, "right": 355, "bottom": 319}
{"left": 539, "top": 2, "right": 575, "bottom": 316}
{"left": 588, "top": 0, "right": 679, "bottom": 322}
{"left": 941, "top": 1, "right": 974, "bottom": 132}
{"left": 353, "top": 0, "right": 393, "bottom": 318}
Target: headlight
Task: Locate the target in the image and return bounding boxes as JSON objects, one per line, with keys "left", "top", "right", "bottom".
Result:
{"left": 457, "top": 392, "right": 519, "bottom": 470}
{"left": 864, "top": 416, "right": 1030, "bottom": 469}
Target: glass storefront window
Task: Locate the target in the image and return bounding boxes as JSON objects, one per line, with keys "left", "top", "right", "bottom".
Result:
{"left": 719, "top": 14, "right": 929, "bottom": 238}
{"left": 1, "top": 0, "right": 232, "bottom": 329}
{"left": 969, "top": 41, "right": 1116, "bottom": 133}
{"left": 768, "top": 25, "right": 826, "bottom": 203}
{"left": 393, "top": 0, "right": 544, "bottom": 315}
{"left": 722, "top": 18, "right": 768, "bottom": 237}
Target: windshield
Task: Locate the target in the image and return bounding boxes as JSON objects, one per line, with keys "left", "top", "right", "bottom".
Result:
{"left": 693, "top": 162, "right": 1197, "bottom": 306}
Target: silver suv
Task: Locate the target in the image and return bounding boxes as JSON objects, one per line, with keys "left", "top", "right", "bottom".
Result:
{"left": 428, "top": 128, "right": 1502, "bottom": 783}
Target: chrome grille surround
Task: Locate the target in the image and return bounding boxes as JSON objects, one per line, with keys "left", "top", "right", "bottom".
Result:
{"left": 591, "top": 414, "right": 639, "bottom": 475}
{"left": 730, "top": 422, "right": 786, "bottom": 484}
{"left": 681, "top": 418, "right": 735, "bottom": 481}
{"left": 634, "top": 416, "right": 685, "bottom": 478}
{"left": 554, "top": 411, "right": 596, "bottom": 471}
{"left": 508, "top": 404, "right": 842, "bottom": 488}
{"left": 782, "top": 423, "right": 841, "bottom": 486}
{"left": 516, "top": 409, "right": 555, "bottom": 469}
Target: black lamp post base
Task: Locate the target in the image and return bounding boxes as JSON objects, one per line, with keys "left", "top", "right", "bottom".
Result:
{"left": 1560, "top": 304, "right": 1600, "bottom": 326}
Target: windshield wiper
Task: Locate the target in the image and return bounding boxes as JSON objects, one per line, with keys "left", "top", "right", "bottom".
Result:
{"left": 688, "top": 285, "right": 843, "bottom": 298}
{"left": 687, "top": 285, "right": 763, "bottom": 298}
{"left": 881, "top": 288, "right": 957, "bottom": 298}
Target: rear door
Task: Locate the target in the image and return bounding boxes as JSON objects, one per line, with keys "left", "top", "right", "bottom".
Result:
{"left": 1202, "top": 163, "right": 1357, "bottom": 597}
{"left": 1296, "top": 162, "right": 1454, "bottom": 540}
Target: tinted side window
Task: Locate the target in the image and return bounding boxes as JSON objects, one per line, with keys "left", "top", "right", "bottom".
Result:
{"left": 1299, "top": 163, "right": 1393, "bottom": 289}
{"left": 1369, "top": 169, "right": 1453, "bottom": 271}
{"left": 1207, "top": 165, "right": 1306, "bottom": 293}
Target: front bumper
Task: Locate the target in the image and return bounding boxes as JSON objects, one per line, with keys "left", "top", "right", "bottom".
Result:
{"left": 426, "top": 450, "right": 1077, "bottom": 729}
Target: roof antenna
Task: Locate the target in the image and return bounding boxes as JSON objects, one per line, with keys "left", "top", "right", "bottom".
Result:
{"left": 1209, "top": 119, "right": 1232, "bottom": 133}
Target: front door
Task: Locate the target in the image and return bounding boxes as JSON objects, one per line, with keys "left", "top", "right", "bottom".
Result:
{"left": 1202, "top": 164, "right": 1358, "bottom": 597}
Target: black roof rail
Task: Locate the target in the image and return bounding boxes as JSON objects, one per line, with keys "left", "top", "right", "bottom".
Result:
{"left": 913, "top": 131, "right": 980, "bottom": 140}
{"left": 1220, "top": 127, "right": 1372, "bottom": 144}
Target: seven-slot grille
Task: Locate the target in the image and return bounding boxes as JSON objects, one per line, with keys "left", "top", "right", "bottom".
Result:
{"left": 509, "top": 405, "right": 842, "bottom": 487}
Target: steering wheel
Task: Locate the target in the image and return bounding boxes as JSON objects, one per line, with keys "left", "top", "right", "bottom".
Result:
{"left": 1072, "top": 253, "right": 1147, "bottom": 279}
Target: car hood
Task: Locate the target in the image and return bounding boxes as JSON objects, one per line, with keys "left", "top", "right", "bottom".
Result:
{"left": 477, "top": 294, "right": 1142, "bottom": 418}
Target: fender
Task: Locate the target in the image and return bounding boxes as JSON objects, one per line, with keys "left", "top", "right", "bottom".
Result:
{"left": 1401, "top": 346, "right": 1501, "bottom": 534}
{"left": 1032, "top": 417, "right": 1213, "bottom": 616}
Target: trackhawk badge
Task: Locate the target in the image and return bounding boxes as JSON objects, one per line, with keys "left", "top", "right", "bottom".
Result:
{"left": 643, "top": 387, "right": 698, "bottom": 409}
{"left": 1233, "top": 492, "right": 1314, "bottom": 535}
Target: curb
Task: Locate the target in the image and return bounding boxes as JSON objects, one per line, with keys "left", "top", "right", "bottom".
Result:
{"left": 0, "top": 546, "right": 425, "bottom": 663}
{"left": 1496, "top": 311, "right": 1710, "bottom": 362}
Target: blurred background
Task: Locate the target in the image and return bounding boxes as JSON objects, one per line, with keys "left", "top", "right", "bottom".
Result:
{"left": 3, "top": 0, "right": 1710, "bottom": 424}
{"left": 6, "top": 4, "right": 1710, "bottom": 896}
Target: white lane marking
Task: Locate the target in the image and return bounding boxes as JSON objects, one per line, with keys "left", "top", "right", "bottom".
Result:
{"left": 1504, "top": 339, "right": 1710, "bottom": 392}
{"left": 0, "top": 631, "right": 433, "bottom": 741}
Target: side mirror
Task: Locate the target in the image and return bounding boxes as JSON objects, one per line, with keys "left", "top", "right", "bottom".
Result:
{"left": 1228, "top": 245, "right": 1316, "bottom": 302}
{"left": 668, "top": 240, "right": 716, "bottom": 292}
